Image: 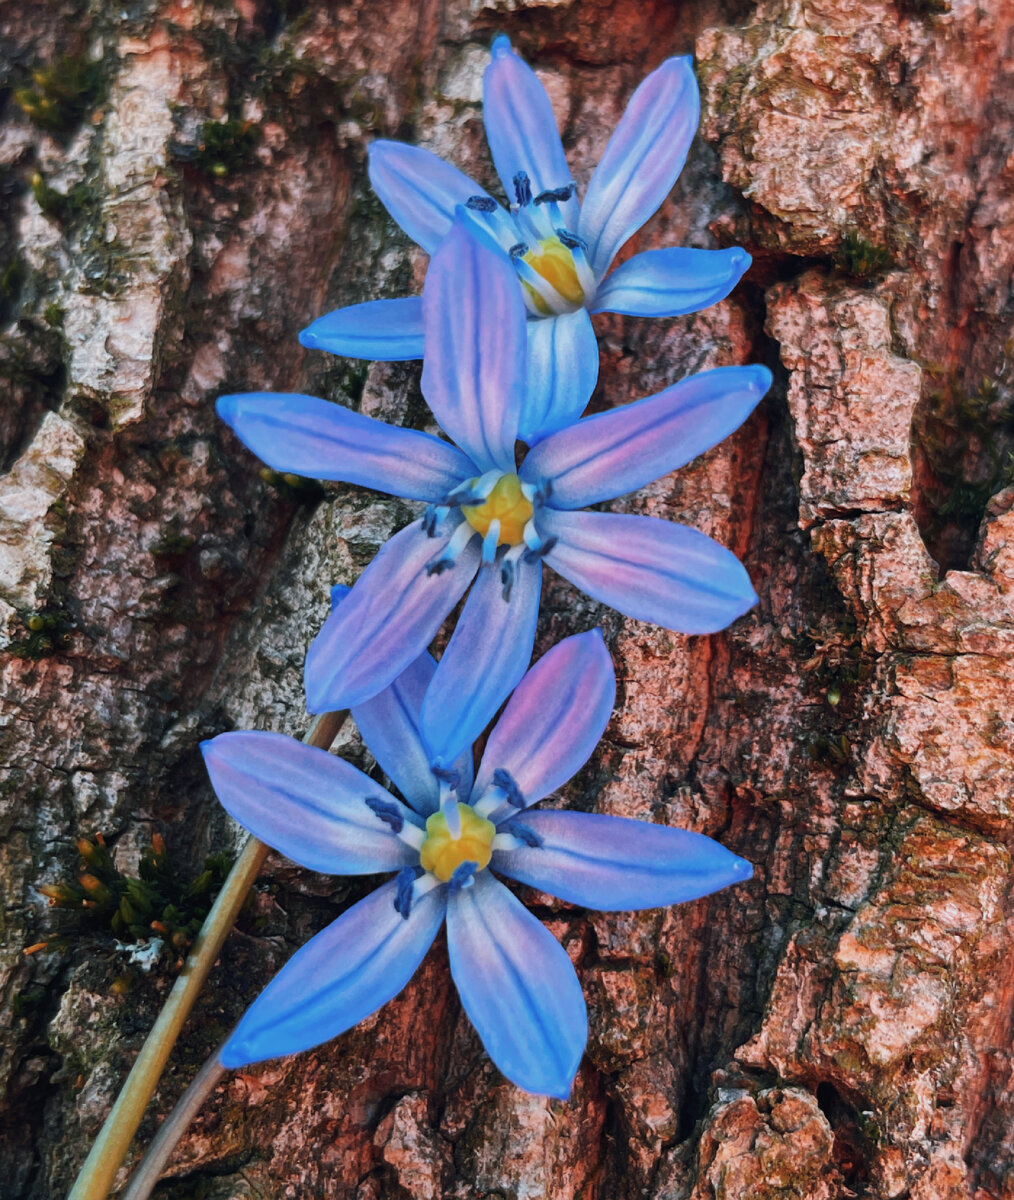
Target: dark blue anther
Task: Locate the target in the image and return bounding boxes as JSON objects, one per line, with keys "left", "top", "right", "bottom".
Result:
{"left": 394, "top": 866, "right": 417, "bottom": 919}
{"left": 556, "top": 228, "right": 588, "bottom": 251}
{"left": 426, "top": 558, "right": 453, "bottom": 577}
{"left": 447, "top": 860, "right": 479, "bottom": 893}
{"left": 493, "top": 768, "right": 525, "bottom": 808}
{"left": 432, "top": 764, "right": 461, "bottom": 789}
{"left": 508, "top": 242, "right": 529, "bottom": 259}
{"left": 500, "top": 559, "right": 515, "bottom": 602}
{"left": 466, "top": 195, "right": 498, "bottom": 212}
{"left": 423, "top": 505, "right": 439, "bottom": 537}
{"left": 513, "top": 171, "right": 533, "bottom": 206}
{"left": 523, "top": 536, "right": 557, "bottom": 564}
{"left": 534, "top": 184, "right": 576, "bottom": 204}
{"left": 506, "top": 821, "right": 543, "bottom": 848}
{"left": 365, "top": 796, "right": 404, "bottom": 834}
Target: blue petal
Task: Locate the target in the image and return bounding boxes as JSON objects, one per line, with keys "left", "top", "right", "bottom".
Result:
{"left": 305, "top": 520, "right": 481, "bottom": 711}
{"left": 216, "top": 393, "right": 477, "bottom": 504}
{"left": 540, "top": 509, "right": 757, "bottom": 634}
{"left": 421, "top": 219, "right": 525, "bottom": 472}
{"left": 520, "top": 365, "right": 772, "bottom": 508}
{"left": 483, "top": 37, "right": 578, "bottom": 227}
{"left": 420, "top": 557, "right": 541, "bottom": 769}
{"left": 493, "top": 810, "right": 753, "bottom": 909}
{"left": 520, "top": 310, "right": 598, "bottom": 445}
{"left": 221, "top": 878, "right": 447, "bottom": 1068}
{"left": 472, "top": 630, "right": 615, "bottom": 810}
{"left": 578, "top": 57, "right": 699, "bottom": 278}
{"left": 447, "top": 872, "right": 586, "bottom": 1098}
{"left": 299, "top": 298, "right": 424, "bottom": 361}
{"left": 201, "top": 732, "right": 417, "bottom": 875}
{"left": 368, "top": 140, "right": 493, "bottom": 256}
{"left": 353, "top": 651, "right": 474, "bottom": 817}
{"left": 591, "top": 247, "right": 751, "bottom": 317}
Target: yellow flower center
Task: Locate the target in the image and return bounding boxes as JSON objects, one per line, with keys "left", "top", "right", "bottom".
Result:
{"left": 522, "top": 236, "right": 586, "bottom": 315}
{"left": 462, "top": 473, "right": 533, "bottom": 546}
{"left": 419, "top": 804, "right": 496, "bottom": 883}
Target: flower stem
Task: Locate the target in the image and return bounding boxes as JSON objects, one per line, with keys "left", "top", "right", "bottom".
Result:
{"left": 67, "top": 709, "right": 348, "bottom": 1200}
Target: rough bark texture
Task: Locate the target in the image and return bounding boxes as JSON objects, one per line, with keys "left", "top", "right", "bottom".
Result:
{"left": 1, "top": 0, "right": 1012, "bottom": 1197}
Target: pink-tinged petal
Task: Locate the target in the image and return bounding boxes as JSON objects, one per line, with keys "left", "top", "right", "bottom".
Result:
{"left": 520, "top": 365, "right": 771, "bottom": 508}
{"left": 368, "top": 140, "right": 493, "bottom": 255}
{"left": 447, "top": 871, "right": 586, "bottom": 1098}
{"left": 590, "top": 246, "right": 751, "bottom": 317}
{"left": 493, "top": 810, "right": 753, "bottom": 910}
{"left": 421, "top": 220, "right": 526, "bottom": 472}
{"left": 520, "top": 309, "right": 598, "bottom": 445}
{"left": 578, "top": 57, "right": 699, "bottom": 278}
{"left": 540, "top": 509, "right": 757, "bottom": 634}
{"left": 305, "top": 520, "right": 480, "bottom": 712}
{"left": 472, "top": 630, "right": 615, "bottom": 810}
{"left": 299, "top": 297, "right": 424, "bottom": 361}
{"left": 421, "top": 557, "right": 541, "bottom": 769}
{"left": 202, "top": 732, "right": 417, "bottom": 875}
{"left": 217, "top": 393, "right": 477, "bottom": 503}
{"left": 352, "top": 651, "right": 473, "bottom": 817}
{"left": 221, "top": 878, "right": 447, "bottom": 1068}
{"left": 483, "top": 36, "right": 578, "bottom": 226}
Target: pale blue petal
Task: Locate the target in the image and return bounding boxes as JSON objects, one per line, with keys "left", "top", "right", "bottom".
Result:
{"left": 472, "top": 630, "right": 615, "bottom": 810}
{"left": 493, "top": 810, "right": 753, "bottom": 910}
{"left": 221, "top": 878, "right": 447, "bottom": 1068}
{"left": 447, "top": 872, "right": 586, "bottom": 1098}
{"left": 299, "top": 298, "right": 424, "bottom": 361}
{"left": 591, "top": 247, "right": 751, "bottom": 317}
{"left": 353, "top": 651, "right": 473, "bottom": 817}
{"left": 483, "top": 37, "right": 578, "bottom": 226}
{"left": 520, "top": 365, "right": 772, "bottom": 508}
{"left": 578, "top": 57, "right": 699, "bottom": 278}
{"left": 540, "top": 509, "right": 757, "bottom": 634}
{"left": 216, "top": 393, "right": 476, "bottom": 503}
{"left": 368, "top": 140, "right": 493, "bottom": 256}
{"left": 201, "top": 732, "right": 417, "bottom": 875}
{"left": 305, "top": 520, "right": 481, "bottom": 712}
{"left": 421, "top": 220, "right": 525, "bottom": 472}
{"left": 520, "top": 310, "right": 598, "bottom": 445}
{"left": 420, "top": 557, "right": 541, "bottom": 770}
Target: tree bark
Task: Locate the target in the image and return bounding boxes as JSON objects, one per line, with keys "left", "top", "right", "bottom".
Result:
{"left": 1, "top": 0, "right": 1012, "bottom": 1197}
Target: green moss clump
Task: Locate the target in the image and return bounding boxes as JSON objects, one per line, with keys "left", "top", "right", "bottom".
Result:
{"left": 898, "top": 0, "right": 950, "bottom": 14}
{"left": 8, "top": 608, "right": 72, "bottom": 659}
{"left": 833, "top": 232, "right": 894, "bottom": 280}
{"left": 37, "top": 833, "right": 234, "bottom": 971}
{"left": 192, "top": 118, "right": 261, "bottom": 178}
{"left": 1, "top": 257, "right": 26, "bottom": 301}
{"left": 257, "top": 466, "right": 325, "bottom": 503}
{"left": 30, "top": 172, "right": 93, "bottom": 224}
{"left": 15, "top": 54, "right": 105, "bottom": 135}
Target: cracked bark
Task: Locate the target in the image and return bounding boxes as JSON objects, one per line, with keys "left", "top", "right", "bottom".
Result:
{"left": 1, "top": 1, "right": 1012, "bottom": 1198}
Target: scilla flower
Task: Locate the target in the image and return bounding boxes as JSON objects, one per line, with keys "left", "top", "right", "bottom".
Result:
{"left": 300, "top": 38, "right": 752, "bottom": 443}
{"left": 218, "top": 222, "right": 769, "bottom": 767}
{"left": 202, "top": 629, "right": 752, "bottom": 1098}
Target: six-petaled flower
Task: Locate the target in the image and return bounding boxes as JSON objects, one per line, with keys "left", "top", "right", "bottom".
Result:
{"left": 203, "top": 630, "right": 752, "bottom": 1098}
{"left": 217, "top": 220, "right": 770, "bottom": 772}
{"left": 299, "top": 37, "right": 752, "bottom": 444}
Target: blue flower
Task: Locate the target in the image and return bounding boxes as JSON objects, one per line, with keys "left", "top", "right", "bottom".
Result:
{"left": 218, "top": 222, "right": 770, "bottom": 763}
{"left": 300, "top": 38, "right": 752, "bottom": 444}
{"left": 202, "top": 630, "right": 752, "bottom": 1098}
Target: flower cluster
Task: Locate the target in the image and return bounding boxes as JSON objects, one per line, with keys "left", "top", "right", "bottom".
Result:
{"left": 209, "top": 38, "right": 770, "bottom": 1099}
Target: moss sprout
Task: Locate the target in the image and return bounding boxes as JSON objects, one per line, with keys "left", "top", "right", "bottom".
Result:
{"left": 15, "top": 53, "right": 105, "bottom": 135}
{"left": 833, "top": 232, "right": 894, "bottom": 280}
{"left": 192, "top": 118, "right": 261, "bottom": 178}
{"left": 35, "top": 832, "right": 234, "bottom": 972}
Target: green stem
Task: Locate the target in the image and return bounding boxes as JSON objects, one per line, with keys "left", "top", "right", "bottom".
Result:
{"left": 67, "top": 710, "right": 348, "bottom": 1200}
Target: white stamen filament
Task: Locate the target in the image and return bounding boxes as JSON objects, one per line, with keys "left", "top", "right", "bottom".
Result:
{"left": 396, "top": 823, "right": 426, "bottom": 851}
{"left": 513, "top": 258, "right": 572, "bottom": 316}
{"left": 472, "top": 787, "right": 504, "bottom": 820}
{"left": 440, "top": 783, "right": 462, "bottom": 839}
{"left": 491, "top": 832, "right": 525, "bottom": 852}
{"left": 522, "top": 518, "right": 544, "bottom": 553}
{"left": 441, "top": 519, "right": 478, "bottom": 564}
{"left": 481, "top": 518, "right": 501, "bottom": 563}
{"left": 412, "top": 872, "right": 442, "bottom": 902}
